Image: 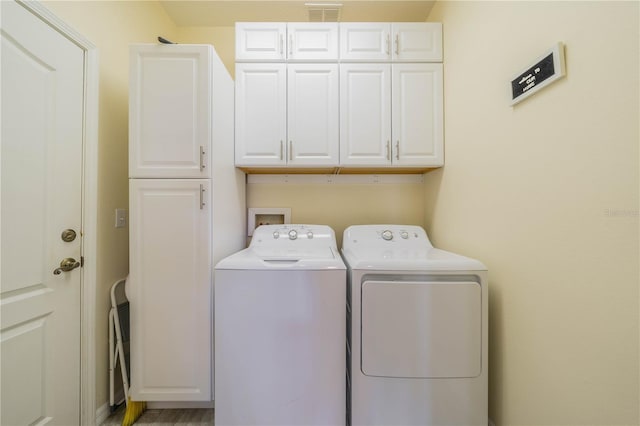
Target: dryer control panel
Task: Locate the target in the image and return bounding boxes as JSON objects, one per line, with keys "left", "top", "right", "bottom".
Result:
{"left": 343, "top": 225, "right": 433, "bottom": 249}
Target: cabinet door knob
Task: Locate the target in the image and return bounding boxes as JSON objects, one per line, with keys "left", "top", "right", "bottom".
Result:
{"left": 396, "top": 140, "right": 400, "bottom": 160}
{"left": 289, "top": 141, "right": 293, "bottom": 161}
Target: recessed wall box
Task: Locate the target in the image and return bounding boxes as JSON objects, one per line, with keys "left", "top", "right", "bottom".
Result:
{"left": 248, "top": 208, "right": 291, "bottom": 236}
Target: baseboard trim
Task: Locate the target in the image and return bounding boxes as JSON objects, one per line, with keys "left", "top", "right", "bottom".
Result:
{"left": 95, "top": 402, "right": 110, "bottom": 425}
{"left": 147, "top": 401, "right": 215, "bottom": 409}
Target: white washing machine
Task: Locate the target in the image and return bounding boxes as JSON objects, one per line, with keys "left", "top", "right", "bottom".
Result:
{"left": 214, "top": 224, "right": 346, "bottom": 426}
{"left": 342, "top": 225, "right": 488, "bottom": 426}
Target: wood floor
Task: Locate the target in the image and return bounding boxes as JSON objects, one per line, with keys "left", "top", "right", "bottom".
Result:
{"left": 101, "top": 405, "right": 214, "bottom": 425}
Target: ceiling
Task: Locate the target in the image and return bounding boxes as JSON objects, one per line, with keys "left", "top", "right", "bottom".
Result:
{"left": 160, "top": 0, "right": 437, "bottom": 27}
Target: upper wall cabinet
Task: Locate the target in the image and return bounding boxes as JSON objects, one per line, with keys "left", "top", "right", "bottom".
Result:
{"left": 235, "top": 62, "right": 339, "bottom": 167}
{"left": 236, "top": 22, "right": 339, "bottom": 62}
{"left": 129, "top": 44, "right": 212, "bottom": 178}
{"left": 340, "top": 63, "right": 443, "bottom": 168}
{"left": 340, "top": 23, "right": 442, "bottom": 62}
{"left": 235, "top": 22, "right": 443, "bottom": 173}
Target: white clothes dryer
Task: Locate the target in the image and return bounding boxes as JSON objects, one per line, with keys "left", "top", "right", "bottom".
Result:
{"left": 214, "top": 224, "right": 346, "bottom": 426}
{"left": 342, "top": 225, "right": 488, "bottom": 426}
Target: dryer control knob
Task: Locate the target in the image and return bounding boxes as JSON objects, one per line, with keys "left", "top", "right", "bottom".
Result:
{"left": 273, "top": 231, "right": 280, "bottom": 239}
{"left": 288, "top": 229, "right": 298, "bottom": 240}
{"left": 400, "top": 231, "right": 409, "bottom": 239}
{"left": 381, "top": 230, "right": 393, "bottom": 241}
{"left": 307, "top": 231, "right": 314, "bottom": 239}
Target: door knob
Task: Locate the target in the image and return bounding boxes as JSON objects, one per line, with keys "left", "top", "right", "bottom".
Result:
{"left": 53, "top": 257, "right": 81, "bottom": 275}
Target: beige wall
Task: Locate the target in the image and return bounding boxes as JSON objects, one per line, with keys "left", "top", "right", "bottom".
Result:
{"left": 247, "top": 178, "right": 426, "bottom": 247}
{"left": 175, "top": 26, "right": 236, "bottom": 77}
{"left": 44, "top": 0, "right": 177, "bottom": 410}
{"left": 426, "top": 1, "right": 639, "bottom": 425}
{"left": 41, "top": 1, "right": 639, "bottom": 422}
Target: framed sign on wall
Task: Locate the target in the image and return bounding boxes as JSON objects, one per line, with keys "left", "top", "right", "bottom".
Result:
{"left": 510, "top": 42, "right": 566, "bottom": 106}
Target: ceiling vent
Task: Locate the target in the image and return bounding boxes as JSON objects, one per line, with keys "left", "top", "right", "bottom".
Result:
{"left": 305, "top": 3, "right": 342, "bottom": 22}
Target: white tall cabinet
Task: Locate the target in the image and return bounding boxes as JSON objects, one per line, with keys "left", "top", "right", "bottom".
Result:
{"left": 128, "top": 44, "right": 245, "bottom": 403}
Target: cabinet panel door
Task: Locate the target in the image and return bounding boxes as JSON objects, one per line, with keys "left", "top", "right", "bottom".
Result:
{"left": 235, "top": 63, "right": 287, "bottom": 166}
{"left": 287, "top": 64, "right": 339, "bottom": 166}
{"left": 340, "top": 64, "right": 391, "bottom": 165}
{"left": 287, "top": 23, "right": 338, "bottom": 61}
{"left": 392, "top": 64, "right": 443, "bottom": 167}
{"left": 129, "top": 179, "right": 212, "bottom": 401}
{"left": 339, "top": 23, "right": 391, "bottom": 62}
{"left": 392, "top": 23, "right": 443, "bottom": 62}
{"left": 129, "top": 44, "right": 211, "bottom": 178}
{"left": 235, "top": 22, "right": 286, "bottom": 62}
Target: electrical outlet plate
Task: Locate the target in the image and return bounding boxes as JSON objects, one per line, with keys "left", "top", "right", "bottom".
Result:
{"left": 248, "top": 208, "right": 291, "bottom": 236}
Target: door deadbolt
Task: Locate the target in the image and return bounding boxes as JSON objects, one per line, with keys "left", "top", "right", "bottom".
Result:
{"left": 61, "top": 229, "right": 77, "bottom": 242}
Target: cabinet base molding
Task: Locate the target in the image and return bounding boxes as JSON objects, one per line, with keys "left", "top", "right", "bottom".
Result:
{"left": 238, "top": 166, "right": 441, "bottom": 175}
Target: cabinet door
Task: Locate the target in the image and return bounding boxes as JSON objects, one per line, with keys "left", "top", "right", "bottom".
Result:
{"left": 392, "top": 63, "right": 443, "bottom": 167}
{"left": 235, "top": 22, "right": 286, "bottom": 62}
{"left": 235, "top": 63, "right": 287, "bottom": 166}
{"left": 129, "top": 44, "right": 211, "bottom": 178}
{"left": 129, "top": 179, "right": 212, "bottom": 401}
{"left": 392, "top": 23, "right": 443, "bottom": 62}
{"left": 287, "top": 23, "right": 338, "bottom": 61}
{"left": 340, "top": 64, "right": 391, "bottom": 165}
{"left": 339, "top": 23, "right": 391, "bottom": 62}
{"left": 287, "top": 64, "right": 339, "bottom": 166}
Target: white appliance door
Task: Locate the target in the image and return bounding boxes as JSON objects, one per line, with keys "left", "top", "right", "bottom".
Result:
{"left": 361, "top": 280, "right": 481, "bottom": 378}
{"left": 214, "top": 269, "right": 345, "bottom": 425}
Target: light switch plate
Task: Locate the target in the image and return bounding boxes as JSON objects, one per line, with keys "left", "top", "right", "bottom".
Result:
{"left": 115, "top": 208, "right": 128, "bottom": 228}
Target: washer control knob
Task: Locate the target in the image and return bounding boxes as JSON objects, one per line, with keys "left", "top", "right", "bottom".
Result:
{"left": 273, "top": 231, "right": 280, "bottom": 239}
{"left": 381, "top": 230, "right": 393, "bottom": 241}
{"left": 307, "top": 231, "right": 314, "bottom": 239}
{"left": 288, "top": 229, "right": 298, "bottom": 240}
{"left": 400, "top": 231, "right": 409, "bottom": 239}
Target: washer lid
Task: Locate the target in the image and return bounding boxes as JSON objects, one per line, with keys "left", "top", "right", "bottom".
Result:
{"left": 215, "top": 224, "right": 346, "bottom": 270}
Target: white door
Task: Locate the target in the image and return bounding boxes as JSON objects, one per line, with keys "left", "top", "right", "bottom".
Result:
{"left": 129, "top": 44, "right": 212, "bottom": 179}
{"left": 287, "top": 64, "right": 339, "bottom": 166}
{"left": 287, "top": 23, "right": 338, "bottom": 61}
{"left": 361, "top": 280, "right": 482, "bottom": 378}
{"left": 235, "top": 22, "right": 286, "bottom": 62}
{"left": 392, "top": 63, "right": 444, "bottom": 167}
{"left": 1, "top": 1, "right": 84, "bottom": 425}
{"left": 340, "top": 63, "right": 391, "bottom": 166}
{"left": 339, "top": 22, "right": 391, "bottom": 62}
{"left": 128, "top": 179, "right": 212, "bottom": 401}
{"left": 235, "top": 63, "right": 287, "bottom": 166}
{"left": 391, "top": 23, "right": 443, "bottom": 62}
